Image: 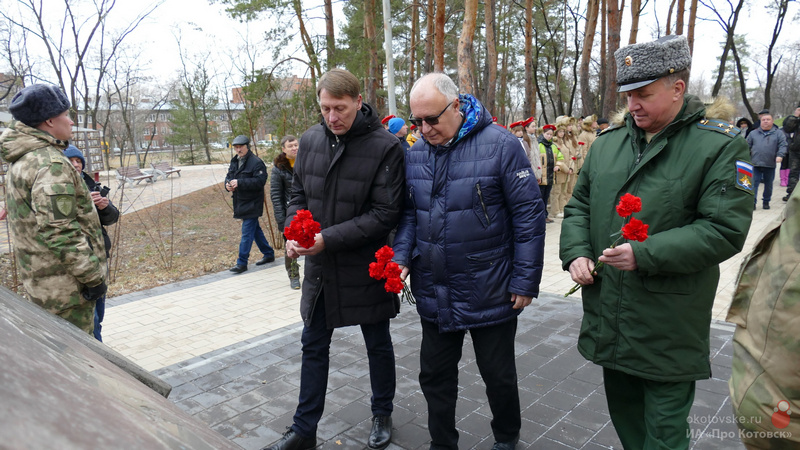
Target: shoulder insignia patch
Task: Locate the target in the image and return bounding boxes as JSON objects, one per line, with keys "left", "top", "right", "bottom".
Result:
{"left": 697, "top": 119, "right": 741, "bottom": 138}
{"left": 735, "top": 160, "right": 754, "bottom": 194}
{"left": 49, "top": 151, "right": 66, "bottom": 165}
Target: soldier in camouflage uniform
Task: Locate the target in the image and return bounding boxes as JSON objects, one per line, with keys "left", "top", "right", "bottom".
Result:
{"left": 728, "top": 189, "right": 800, "bottom": 449}
{"left": 0, "top": 84, "right": 107, "bottom": 334}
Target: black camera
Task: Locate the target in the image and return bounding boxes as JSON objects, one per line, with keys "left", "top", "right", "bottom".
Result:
{"left": 93, "top": 184, "right": 110, "bottom": 198}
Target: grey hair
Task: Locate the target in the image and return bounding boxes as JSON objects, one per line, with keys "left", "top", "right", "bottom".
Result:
{"left": 660, "top": 68, "right": 690, "bottom": 89}
{"left": 410, "top": 73, "right": 459, "bottom": 102}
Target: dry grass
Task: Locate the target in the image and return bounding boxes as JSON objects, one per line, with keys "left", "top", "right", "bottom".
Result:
{"left": 0, "top": 183, "right": 285, "bottom": 298}
{"left": 107, "top": 182, "right": 285, "bottom": 297}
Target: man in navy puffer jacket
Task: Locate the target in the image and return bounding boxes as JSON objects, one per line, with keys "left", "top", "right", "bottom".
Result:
{"left": 393, "top": 73, "right": 546, "bottom": 449}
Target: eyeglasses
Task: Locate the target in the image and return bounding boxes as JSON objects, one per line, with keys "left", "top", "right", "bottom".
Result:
{"left": 409, "top": 100, "right": 454, "bottom": 127}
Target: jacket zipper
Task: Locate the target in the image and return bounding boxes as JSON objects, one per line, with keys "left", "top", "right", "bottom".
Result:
{"left": 476, "top": 183, "right": 491, "bottom": 226}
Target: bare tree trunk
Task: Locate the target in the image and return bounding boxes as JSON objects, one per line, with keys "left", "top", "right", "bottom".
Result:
{"left": 524, "top": 0, "right": 534, "bottom": 118}
{"left": 292, "top": 0, "right": 320, "bottom": 86}
{"left": 425, "top": 0, "right": 435, "bottom": 72}
{"left": 676, "top": 0, "right": 685, "bottom": 34}
{"left": 483, "top": 0, "right": 497, "bottom": 111}
{"left": 762, "top": 0, "right": 790, "bottom": 110}
{"left": 457, "top": 0, "right": 478, "bottom": 93}
{"left": 599, "top": 0, "right": 607, "bottom": 116}
{"left": 629, "top": 0, "right": 641, "bottom": 44}
{"left": 324, "top": 0, "right": 335, "bottom": 68}
{"left": 732, "top": 41, "right": 754, "bottom": 119}
{"left": 581, "top": 0, "right": 599, "bottom": 115}
{"left": 364, "top": 0, "right": 379, "bottom": 105}
{"left": 666, "top": 0, "right": 676, "bottom": 34}
{"left": 687, "top": 0, "right": 698, "bottom": 53}
{"left": 410, "top": 0, "right": 418, "bottom": 92}
{"left": 498, "top": 1, "right": 510, "bottom": 121}
{"left": 708, "top": 0, "right": 744, "bottom": 97}
{"left": 602, "top": 0, "right": 623, "bottom": 116}
{"left": 434, "top": 0, "right": 446, "bottom": 71}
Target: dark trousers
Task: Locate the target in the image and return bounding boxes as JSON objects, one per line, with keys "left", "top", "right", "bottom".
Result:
{"left": 539, "top": 183, "right": 553, "bottom": 217}
{"left": 236, "top": 217, "right": 274, "bottom": 266}
{"left": 752, "top": 166, "right": 775, "bottom": 205}
{"left": 93, "top": 295, "right": 105, "bottom": 341}
{"left": 291, "top": 294, "right": 395, "bottom": 438}
{"left": 420, "top": 318, "right": 521, "bottom": 449}
{"left": 603, "top": 367, "right": 695, "bottom": 450}
{"left": 787, "top": 150, "right": 800, "bottom": 195}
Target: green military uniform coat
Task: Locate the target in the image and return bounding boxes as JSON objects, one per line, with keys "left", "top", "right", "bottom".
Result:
{"left": 1, "top": 120, "right": 106, "bottom": 333}
{"left": 560, "top": 95, "right": 754, "bottom": 382}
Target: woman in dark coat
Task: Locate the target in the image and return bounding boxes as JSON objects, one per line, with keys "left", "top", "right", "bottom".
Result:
{"left": 270, "top": 135, "right": 301, "bottom": 289}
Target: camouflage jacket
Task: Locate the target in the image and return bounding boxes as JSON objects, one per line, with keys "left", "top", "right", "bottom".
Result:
{"left": 727, "top": 189, "right": 800, "bottom": 440}
{"left": 0, "top": 121, "right": 106, "bottom": 318}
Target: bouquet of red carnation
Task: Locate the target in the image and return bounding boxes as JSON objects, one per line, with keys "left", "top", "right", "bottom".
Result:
{"left": 565, "top": 193, "right": 649, "bottom": 297}
{"left": 369, "top": 245, "right": 415, "bottom": 305}
{"left": 284, "top": 209, "right": 321, "bottom": 249}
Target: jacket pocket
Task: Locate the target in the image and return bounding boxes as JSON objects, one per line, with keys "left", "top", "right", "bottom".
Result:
{"left": 408, "top": 185, "right": 416, "bottom": 209}
{"left": 466, "top": 245, "right": 511, "bottom": 309}
{"left": 473, "top": 183, "right": 491, "bottom": 228}
{"left": 642, "top": 274, "right": 696, "bottom": 295}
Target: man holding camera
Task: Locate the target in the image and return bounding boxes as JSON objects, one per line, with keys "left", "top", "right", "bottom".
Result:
{"left": 0, "top": 84, "right": 108, "bottom": 334}
{"left": 64, "top": 145, "right": 119, "bottom": 341}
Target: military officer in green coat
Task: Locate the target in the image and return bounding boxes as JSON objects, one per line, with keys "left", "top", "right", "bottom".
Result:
{"left": 560, "top": 36, "right": 754, "bottom": 448}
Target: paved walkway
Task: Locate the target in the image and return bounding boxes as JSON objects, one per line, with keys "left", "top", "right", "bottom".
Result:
{"left": 99, "top": 174, "right": 787, "bottom": 449}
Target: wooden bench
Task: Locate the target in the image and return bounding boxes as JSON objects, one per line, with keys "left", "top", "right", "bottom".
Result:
{"left": 150, "top": 161, "right": 181, "bottom": 180}
{"left": 116, "top": 166, "right": 155, "bottom": 187}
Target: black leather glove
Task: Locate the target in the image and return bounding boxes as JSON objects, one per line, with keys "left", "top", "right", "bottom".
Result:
{"left": 82, "top": 281, "right": 107, "bottom": 302}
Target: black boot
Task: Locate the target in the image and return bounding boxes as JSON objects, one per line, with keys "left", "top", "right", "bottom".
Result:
{"left": 229, "top": 264, "right": 247, "bottom": 274}
{"left": 367, "top": 415, "right": 392, "bottom": 449}
{"left": 261, "top": 427, "right": 316, "bottom": 450}
{"left": 491, "top": 434, "right": 520, "bottom": 450}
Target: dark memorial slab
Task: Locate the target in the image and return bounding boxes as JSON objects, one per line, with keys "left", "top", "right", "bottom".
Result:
{"left": 0, "top": 286, "right": 239, "bottom": 449}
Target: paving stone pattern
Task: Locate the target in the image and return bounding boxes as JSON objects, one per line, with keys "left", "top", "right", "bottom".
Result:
{"left": 152, "top": 293, "right": 744, "bottom": 450}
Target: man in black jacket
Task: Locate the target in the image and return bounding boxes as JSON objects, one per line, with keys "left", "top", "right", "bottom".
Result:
{"left": 783, "top": 104, "right": 800, "bottom": 201}
{"left": 225, "top": 135, "right": 274, "bottom": 274}
{"left": 262, "top": 69, "right": 404, "bottom": 450}
{"left": 63, "top": 145, "right": 119, "bottom": 341}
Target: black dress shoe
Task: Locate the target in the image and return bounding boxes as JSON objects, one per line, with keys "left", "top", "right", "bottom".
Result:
{"left": 763, "top": 202, "right": 771, "bottom": 210}
{"left": 784, "top": 195, "right": 790, "bottom": 202}
{"left": 256, "top": 255, "right": 275, "bottom": 265}
{"left": 368, "top": 415, "right": 392, "bottom": 449}
{"left": 261, "top": 428, "right": 316, "bottom": 450}
{"left": 229, "top": 264, "right": 247, "bottom": 274}
{"left": 491, "top": 434, "right": 520, "bottom": 450}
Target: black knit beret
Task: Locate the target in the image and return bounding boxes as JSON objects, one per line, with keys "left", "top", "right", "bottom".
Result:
{"left": 9, "top": 84, "right": 71, "bottom": 127}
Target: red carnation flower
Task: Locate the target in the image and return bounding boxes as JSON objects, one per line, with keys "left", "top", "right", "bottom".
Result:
{"left": 615, "top": 193, "right": 642, "bottom": 218}
{"left": 375, "top": 246, "right": 395, "bottom": 264}
{"left": 578, "top": 141, "right": 585, "bottom": 146}
{"left": 284, "top": 209, "right": 321, "bottom": 248}
{"left": 622, "top": 217, "right": 649, "bottom": 242}
{"left": 571, "top": 156, "right": 577, "bottom": 160}
{"left": 384, "top": 277, "right": 404, "bottom": 294}
{"left": 369, "top": 261, "right": 386, "bottom": 280}
{"left": 565, "top": 192, "right": 649, "bottom": 297}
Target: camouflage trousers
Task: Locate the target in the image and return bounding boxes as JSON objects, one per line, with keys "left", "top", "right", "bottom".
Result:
{"left": 56, "top": 300, "right": 96, "bottom": 334}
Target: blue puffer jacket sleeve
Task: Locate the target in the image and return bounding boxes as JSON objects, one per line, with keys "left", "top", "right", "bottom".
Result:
{"left": 393, "top": 96, "right": 546, "bottom": 332}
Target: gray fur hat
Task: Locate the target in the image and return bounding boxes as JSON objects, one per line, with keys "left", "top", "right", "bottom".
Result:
{"left": 615, "top": 35, "right": 692, "bottom": 92}
{"left": 232, "top": 135, "right": 250, "bottom": 146}
{"left": 9, "top": 84, "right": 71, "bottom": 127}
